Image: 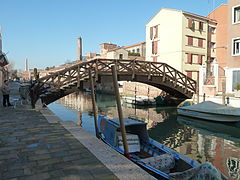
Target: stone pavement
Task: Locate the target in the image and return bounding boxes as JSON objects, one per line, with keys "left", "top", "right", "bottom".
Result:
{"left": 0, "top": 82, "right": 155, "bottom": 180}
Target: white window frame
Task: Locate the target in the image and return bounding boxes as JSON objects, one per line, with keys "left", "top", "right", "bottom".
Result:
{"left": 232, "top": 5, "right": 240, "bottom": 24}
{"left": 232, "top": 37, "right": 240, "bottom": 56}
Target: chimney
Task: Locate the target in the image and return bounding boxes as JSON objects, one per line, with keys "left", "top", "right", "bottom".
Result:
{"left": 77, "top": 37, "right": 82, "bottom": 61}
{"left": 25, "top": 58, "right": 29, "bottom": 71}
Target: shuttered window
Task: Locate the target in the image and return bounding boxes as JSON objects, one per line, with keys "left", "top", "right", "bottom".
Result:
{"left": 198, "top": 55, "right": 202, "bottom": 64}
{"left": 188, "top": 18, "right": 193, "bottom": 28}
{"left": 152, "top": 41, "right": 158, "bottom": 54}
{"left": 188, "top": 36, "right": 193, "bottom": 46}
{"left": 152, "top": 41, "right": 154, "bottom": 54}
{"left": 155, "top": 25, "right": 158, "bottom": 38}
{"left": 198, "top": 39, "right": 203, "bottom": 48}
{"left": 199, "top": 22, "right": 203, "bottom": 31}
{"left": 150, "top": 27, "right": 153, "bottom": 40}
{"left": 187, "top": 71, "right": 192, "bottom": 78}
{"left": 187, "top": 53, "right": 192, "bottom": 64}
{"left": 153, "top": 56, "right": 157, "bottom": 62}
{"left": 154, "top": 41, "right": 158, "bottom": 54}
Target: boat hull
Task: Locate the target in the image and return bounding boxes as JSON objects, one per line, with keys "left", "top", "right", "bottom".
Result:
{"left": 177, "top": 108, "right": 240, "bottom": 122}
{"left": 97, "top": 116, "right": 199, "bottom": 179}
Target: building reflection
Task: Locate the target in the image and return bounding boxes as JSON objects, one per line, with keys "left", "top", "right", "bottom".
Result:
{"left": 77, "top": 111, "right": 82, "bottom": 126}
{"left": 57, "top": 91, "right": 240, "bottom": 180}
{"left": 227, "top": 157, "right": 240, "bottom": 179}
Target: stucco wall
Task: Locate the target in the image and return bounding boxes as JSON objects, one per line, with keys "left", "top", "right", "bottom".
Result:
{"left": 106, "top": 49, "right": 128, "bottom": 59}
{"left": 146, "top": 9, "right": 183, "bottom": 71}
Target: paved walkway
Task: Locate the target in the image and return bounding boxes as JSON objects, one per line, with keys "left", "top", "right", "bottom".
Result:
{"left": 0, "top": 82, "right": 155, "bottom": 180}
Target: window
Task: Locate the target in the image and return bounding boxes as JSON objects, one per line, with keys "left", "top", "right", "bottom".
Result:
{"left": 232, "top": 70, "right": 240, "bottom": 91}
{"left": 119, "top": 54, "right": 123, "bottom": 59}
{"left": 209, "top": 42, "right": 216, "bottom": 49}
{"left": 187, "top": 71, "right": 192, "bottom": 78}
{"left": 154, "top": 25, "right": 158, "bottom": 39}
{"left": 233, "top": 38, "right": 240, "bottom": 56}
{"left": 233, "top": 5, "right": 240, "bottom": 24}
{"left": 188, "top": 18, "right": 195, "bottom": 30}
{"left": 153, "top": 56, "right": 157, "bottom": 62}
{"left": 188, "top": 36, "right": 193, "bottom": 46}
{"left": 198, "top": 39, "right": 203, "bottom": 48}
{"left": 137, "top": 48, "right": 140, "bottom": 53}
{"left": 150, "top": 25, "right": 158, "bottom": 40}
{"left": 209, "top": 26, "right": 216, "bottom": 33}
{"left": 199, "top": 22, "right": 203, "bottom": 31}
{"left": 187, "top": 53, "right": 192, "bottom": 64}
{"left": 152, "top": 41, "right": 158, "bottom": 55}
{"left": 198, "top": 55, "right": 202, "bottom": 65}
{"left": 132, "top": 49, "right": 135, "bottom": 53}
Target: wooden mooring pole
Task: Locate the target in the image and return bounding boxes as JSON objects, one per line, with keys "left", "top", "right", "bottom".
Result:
{"left": 111, "top": 65, "right": 130, "bottom": 159}
{"left": 222, "top": 80, "right": 226, "bottom": 105}
{"left": 88, "top": 69, "right": 99, "bottom": 138}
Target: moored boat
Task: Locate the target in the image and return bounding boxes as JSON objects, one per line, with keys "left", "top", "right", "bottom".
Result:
{"left": 98, "top": 115, "right": 224, "bottom": 179}
{"left": 177, "top": 101, "right": 240, "bottom": 122}
{"left": 122, "top": 95, "right": 156, "bottom": 106}
{"left": 177, "top": 116, "right": 240, "bottom": 142}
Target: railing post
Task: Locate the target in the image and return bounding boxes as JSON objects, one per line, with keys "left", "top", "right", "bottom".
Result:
{"left": 132, "top": 60, "right": 135, "bottom": 80}
{"left": 196, "top": 79, "right": 199, "bottom": 104}
{"left": 95, "top": 60, "right": 99, "bottom": 82}
{"left": 184, "top": 75, "right": 188, "bottom": 93}
{"left": 57, "top": 72, "right": 61, "bottom": 89}
{"left": 148, "top": 62, "right": 151, "bottom": 80}
{"left": 174, "top": 69, "right": 177, "bottom": 87}
{"left": 163, "top": 64, "right": 166, "bottom": 82}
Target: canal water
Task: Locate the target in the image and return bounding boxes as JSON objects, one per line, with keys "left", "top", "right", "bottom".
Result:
{"left": 48, "top": 91, "right": 240, "bottom": 180}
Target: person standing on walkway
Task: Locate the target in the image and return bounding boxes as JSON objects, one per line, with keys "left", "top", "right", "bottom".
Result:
{"left": 1, "top": 80, "right": 12, "bottom": 107}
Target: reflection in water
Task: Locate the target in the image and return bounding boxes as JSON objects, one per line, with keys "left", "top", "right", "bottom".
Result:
{"left": 227, "top": 157, "right": 240, "bottom": 179}
{"left": 77, "top": 111, "right": 82, "bottom": 126}
{"left": 48, "top": 91, "right": 240, "bottom": 180}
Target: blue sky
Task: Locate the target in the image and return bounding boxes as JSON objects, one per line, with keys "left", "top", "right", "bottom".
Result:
{"left": 0, "top": 0, "right": 227, "bottom": 70}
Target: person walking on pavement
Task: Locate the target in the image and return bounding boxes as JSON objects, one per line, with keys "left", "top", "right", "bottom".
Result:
{"left": 1, "top": 80, "right": 12, "bottom": 107}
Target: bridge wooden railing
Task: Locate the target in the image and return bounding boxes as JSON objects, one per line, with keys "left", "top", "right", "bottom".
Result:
{"left": 30, "top": 58, "right": 197, "bottom": 106}
{"left": 35, "top": 58, "right": 196, "bottom": 92}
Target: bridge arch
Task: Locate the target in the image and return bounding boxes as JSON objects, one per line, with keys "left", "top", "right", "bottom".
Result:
{"left": 31, "top": 59, "right": 197, "bottom": 106}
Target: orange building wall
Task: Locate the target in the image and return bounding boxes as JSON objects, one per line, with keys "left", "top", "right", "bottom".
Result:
{"left": 208, "top": 4, "right": 228, "bottom": 77}
{"left": 227, "top": 0, "right": 240, "bottom": 68}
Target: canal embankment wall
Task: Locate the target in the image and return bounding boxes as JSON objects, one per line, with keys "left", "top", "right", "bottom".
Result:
{"left": 39, "top": 107, "right": 156, "bottom": 180}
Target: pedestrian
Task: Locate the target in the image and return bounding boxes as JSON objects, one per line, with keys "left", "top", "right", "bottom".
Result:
{"left": 1, "top": 80, "right": 12, "bottom": 107}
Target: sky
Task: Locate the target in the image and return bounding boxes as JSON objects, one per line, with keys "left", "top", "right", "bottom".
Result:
{"left": 0, "top": 0, "right": 227, "bottom": 70}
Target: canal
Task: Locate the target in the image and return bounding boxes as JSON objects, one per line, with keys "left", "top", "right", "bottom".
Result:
{"left": 48, "top": 91, "right": 240, "bottom": 180}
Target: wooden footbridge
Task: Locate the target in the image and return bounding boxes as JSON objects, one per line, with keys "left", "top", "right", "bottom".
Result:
{"left": 30, "top": 58, "right": 197, "bottom": 107}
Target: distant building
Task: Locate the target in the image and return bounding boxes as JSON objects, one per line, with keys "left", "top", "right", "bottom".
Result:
{"left": 123, "top": 42, "right": 146, "bottom": 58}
{"left": 146, "top": 8, "right": 217, "bottom": 81}
{"left": 99, "top": 42, "right": 118, "bottom": 56}
{"left": 85, "top": 52, "right": 100, "bottom": 60}
{"left": 106, "top": 47, "right": 129, "bottom": 59}
{"left": 19, "top": 69, "right": 48, "bottom": 81}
